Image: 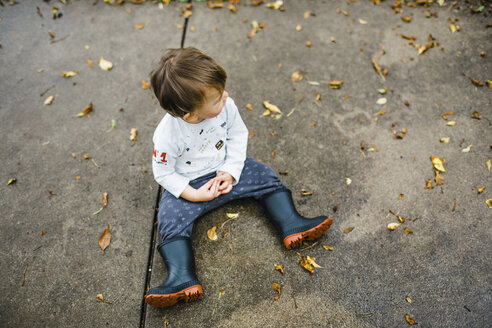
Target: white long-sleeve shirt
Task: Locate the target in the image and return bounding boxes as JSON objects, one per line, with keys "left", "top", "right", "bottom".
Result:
{"left": 152, "top": 97, "right": 248, "bottom": 198}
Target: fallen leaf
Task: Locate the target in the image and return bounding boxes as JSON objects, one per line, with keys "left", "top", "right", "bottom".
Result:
{"left": 358, "top": 18, "right": 368, "bottom": 24}
{"left": 96, "top": 294, "right": 104, "bottom": 301}
{"left": 486, "top": 80, "right": 492, "bottom": 88}
{"left": 406, "top": 296, "right": 412, "bottom": 303}
{"left": 208, "top": 1, "right": 224, "bottom": 9}
{"left": 226, "top": 213, "right": 239, "bottom": 219}
{"left": 477, "top": 186, "right": 485, "bottom": 194}
{"left": 296, "top": 24, "right": 302, "bottom": 31}
{"left": 345, "top": 178, "right": 352, "bottom": 185}
{"left": 297, "top": 253, "right": 319, "bottom": 274}
{"left": 398, "top": 194, "right": 404, "bottom": 200}
{"left": 328, "top": 80, "right": 344, "bottom": 89}
{"left": 183, "top": 10, "right": 192, "bottom": 18}
{"left": 344, "top": 226, "right": 354, "bottom": 234}
{"left": 486, "top": 158, "right": 491, "bottom": 171}
{"left": 376, "top": 98, "right": 387, "bottom": 105}
{"left": 486, "top": 199, "right": 492, "bottom": 208}
{"left": 76, "top": 103, "right": 93, "bottom": 117}
{"left": 446, "top": 121, "right": 456, "bottom": 126}
{"left": 99, "top": 224, "right": 111, "bottom": 251}
{"left": 274, "top": 264, "right": 284, "bottom": 274}
{"left": 376, "top": 109, "right": 386, "bottom": 116}
{"left": 387, "top": 223, "right": 400, "bottom": 231}
{"left": 305, "top": 40, "right": 312, "bottom": 47}
{"left": 405, "top": 314, "right": 416, "bottom": 325}
{"left": 246, "top": 104, "right": 253, "bottom": 111}
{"left": 130, "top": 128, "right": 137, "bottom": 141}
{"left": 404, "top": 227, "right": 413, "bottom": 234}
{"left": 207, "top": 226, "right": 218, "bottom": 241}
{"left": 272, "top": 282, "right": 281, "bottom": 300}
{"left": 262, "top": 100, "right": 282, "bottom": 113}
{"left": 142, "top": 80, "right": 151, "bottom": 89}
{"left": 440, "top": 137, "right": 450, "bottom": 143}
{"left": 87, "top": 58, "right": 93, "bottom": 66}
{"left": 266, "top": 0, "right": 283, "bottom": 10}
{"left": 402, "top": 15, "right": 413, "bottom": 23}
{"left": 7, "top": 178, "right": 16, "bottom": 185}
{"left": 44, "top": 95, "right": 54, "bottom": 105}
{"left": 430, "top": 156, "right": 446, "bottom": 173}
{"left": 76, "top": 175, "right": 81, "bottom": 180}
{"left": 71, "top": 153, "right": 76, "bottom": 158}
{"left": 434, "top": 170, "right": 444, "bottom": 184}
{"left": 61, "top": 71, "right": 78, "bottom": 77}
{"left": 83, "top": 154, "right": 91, "bottom": 159}
{"left": 304, "top": 10, "right": 311, "bottom": 18}
{"left": 378, "top": 88, "right": 387, "bottom": 94}
{"left": 102, "top": 192, "right": 108, "bottom": 207}
{"left": 471, "top": 111, "right": 482, "bottom": 120}
{"left": 291, "top": 71, "right": 303, "bottom": 82}
{"left": 462, "top": 145, "right": 472, "bottom": 153}
{"left": 323, "top": 245, "right": 334, "bottom": 251}
{"left": 98, "top": 57, "right": 113, "bottom": 71}
{"left": 133, "top": 23, "right": 145, "bottom": 29}
{"left": 316, "top": 93, "right": 321, "bottom": 101}
{"left": 219, "top": 289, "right": 225, "bottom": 296}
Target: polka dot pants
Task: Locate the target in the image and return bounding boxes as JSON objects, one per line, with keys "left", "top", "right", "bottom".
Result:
{"left": 157, "top": 157, "right": 287, "bottom": 242}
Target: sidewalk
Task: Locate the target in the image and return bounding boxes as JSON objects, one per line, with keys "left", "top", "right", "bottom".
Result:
{"left": 1, "top": 1, "right": 491, "bottom": 327}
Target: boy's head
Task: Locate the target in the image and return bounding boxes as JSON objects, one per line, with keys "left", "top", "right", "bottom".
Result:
{"left": 150, "top": 47, "right": 227, "bottom": 118}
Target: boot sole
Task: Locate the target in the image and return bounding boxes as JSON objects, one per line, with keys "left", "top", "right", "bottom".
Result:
{"left": 145, "top": 285, "right": 203, "bottom": 308}
{"left": 283, "top": 217, "right": 333, "bottom": 249}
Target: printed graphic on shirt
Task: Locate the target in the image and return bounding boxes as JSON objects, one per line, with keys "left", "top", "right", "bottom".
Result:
{"left": 153, "top": 149, "right": 168, "bottom": 164}
{"left": 215, "top": 140, "right": 224, "bottom": 150}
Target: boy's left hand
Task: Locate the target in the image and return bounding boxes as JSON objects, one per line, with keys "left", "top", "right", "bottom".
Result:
{"left": 215, "top": 171, "right": 234, "bottom": 195}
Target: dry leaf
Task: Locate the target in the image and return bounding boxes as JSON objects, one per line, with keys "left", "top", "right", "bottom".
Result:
{"left": 208, "top": 1, "right": 224, "bottom": 9}
{"left": 477, "top": 186, "right": 485, "bottom": 194}
{"left": 405, "top": 314, "right": 416, "bottom": 325}
{"left": 296, "top": 24, "right": 302, "bottom": 31}
{"left": 291, "top": 71, "right": 303, "bottom": 82}
{"left": 266, "top": 1, "right": 283, "bottom": 10}
{"left": 262, "top": 100, "right": 282, "bottom": 113}
{"left": 142, "top": 80, "right": 151, "bottom": 89}
{"left": 376, "top": 109, "right": 386, "bottom": 116}
{"left": 425, "top": 179, "right": 433, "bottom": 189}
{"left": 102, "top": 192, "right": 108, "bottom": 207}
{"left": 376, "top": 98, "right": 387, "bottom": 105}
{"left": 87, "top": 58, "right": 93, "bottom": 66}
{"left": 133, "top": 23, "right": 145, "bottom": 29}
{"left": 402, "top": 15, "right": 413, "bottom": 23}
{"left": 7, "top": 178, "right": 16, "bottom": 185}
{"left": 274, "top": 264, "right": 284, "bottom": 274}
{"left": 246, "top": 104, "right": 253, "bottom": 111}
{"left": 442, "top": 112, "right": 455, "bottom": 120}
{"left": 315, "top": 93, "right": 321, "bottom": 101}
{"left": 358, "top": 18, "right": 368, "bottom": 24}
{"left": 219, "top": 289, "right": 225, "bottom": 296}
{"left": 272, "top": 282, "right": 281, "bottom": 300}
{"left": 207, "top": 226, "right": 218, "bottom": 241}
{"left": 98, "top": 57, "right": 113, "bottom": 71}
{"left": 61, "top": 71, "right": 78, "bottom": 77}
{"left": 44, "top": 95, "right": 54, "bottom": 105}
{"left": 345, "top": 178, "right": 352, "bottom": 185}
{"left": 344, "top": 226, "right": 354, "bottom": 234}
{"left": 76, "top": 103, "right": 93, "bottom": 117}
{"left": 486, "top": 199, "right": 492, "bottom": 208}
{"left": 434, "top": 170, "right": 444, "bottom": 184}
{"left": 398, "top": 194, "right": 404, "bottom": 200}
{"left": 323, "top": 245, "right": 334, "bottom": 251}
{"left": 328, "top": 80, "right": 344, "bottom": 89}
{"left": 304, "top": 10, "right": 311, "bottom": 18}
{"left": 406, "top": 296, "right": 412, "bottom": 303}
{"left": 462, "top": 145, "right": 472, "bottom": 153}
{"left": 471, "top": 111, "right": 482, "bottom": 120}
{"left": 76, "top": 175, "right": 81, "bottom": 180}
{"left": 430, "top": 156, "right": 446, "bottom": 173}
{"left": 440, "top": 137, "right": 450, "bottom": 143}
{"left": 297, "top": 253, "right": 321, "bottom": 274}
{"left": 226, "top": 213, "right": 239, "bottom": 219}
{"left": 486, "top": 158, "right": 491, "bottom": 171}
{"left": 130, "top": 128, "right": 137, "bottom": 141}
{"left": 305, "top": 40, "right": 312, "bottom": 47}
{"left": 486, "top": 80, "right": 492, "bottom": 88}
{"left": 446, "top": 121, "right": 456, "bottom": 126}
{"left": 387, "top": 223, "right": 400, "bottom": 231}
{"left": 99, "top": 224, "right": 111, "bottom": 251}
{"left": 404, "top": 227, "right": 413, "bottom": 234}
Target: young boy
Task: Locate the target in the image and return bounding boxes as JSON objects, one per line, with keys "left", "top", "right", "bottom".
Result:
{"left": 145, "top": 47, "right": 333, "bottom": 308}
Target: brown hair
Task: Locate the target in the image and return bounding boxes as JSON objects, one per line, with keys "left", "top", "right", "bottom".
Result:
{"left": 150, "top": 47, "right": 227, "bottom": 117}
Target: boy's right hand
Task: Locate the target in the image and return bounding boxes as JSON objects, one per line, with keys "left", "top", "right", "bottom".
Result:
{"left": 193, "top": 178, "right": 221, "bottom": 202}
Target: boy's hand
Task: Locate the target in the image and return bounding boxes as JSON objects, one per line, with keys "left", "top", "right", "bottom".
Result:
{"left": 194, "top": 178, "right": 221, "bottom": 201}
{"left": 215, "top": 171, "right": 234, "bottom": 195}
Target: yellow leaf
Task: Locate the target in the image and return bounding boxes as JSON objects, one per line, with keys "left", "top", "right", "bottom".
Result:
{"left": 297, "top": 253, "right": 315, "bottom": 274}
{"left": 262, "top": 100, "right": 282, "bottom": 113}
{"left": 274, "top": 264, "right": 284, "bottom": 275}
{"left": 486, "top": 199, "right": 492, "bottom": 208}
{"left": 266, "top": 1, "right": 283, "bottom": 10}
{"left": 462, "top": 145, "right": 472, "bottom": 153}
{"left": 226, "top": 213, "right": 239, "bottom": 219}
{"left": 323, "top": 245, "right": 334, "bottom": 251}
{"left": 87, "top": 58, "right": 93, "bottom": 66}
{"left": 307, "top": 256, "right": 322, "bottom": 268}
{"left": 425, "top": 179, "right": 433, "bottom": 189}
{"left": 133, "top": 23, "right": 145, "bottom": 29}
{"left": 130, "top": 128, "right": 138, "bottom": 141}
{"left": 328, "top": 80, "right": 344, "bottom": 89}
{"left": 404, "top": 227, "right": 413, "bottom": 234}
{"left": 272, "top": 282, "right": 281, "bottom": 300}
{"left": 7, "top": 178, "right": 16, "bottom": 185}
{"left": 102, "top": 192, "right": 108, "bottom": 207}
{"left": 434, "top": 170, "right": 444, "bottom": 184}
{"left": 296, "top": 24, "right": 302, "bottom": 31}
{"left": 405, "top": 314, "right": 416, "bottom": 325}
{"left": 440, "top": 137, "right": 450, "bottom": 143}
{"left": 207, "top": 226, "right": 218, "bottom": 241}
{"left": 376, "top": 109, "right": 386, "bottom": 116}
{"left": 387, "top": 223, "right": 400, "bottom": 231}
{"left": 358, "top": 18, "right": 368, "bottom": 24}
{"left": 486, "top": 80, "right": 492, "bottom": 88}
{"left": 142, "top": 80, "right": 151, "bottom": 89}
{"left": 406, "top": 296, "right": 412, "bottom": 303}
{"left": 304, "top": 10, "right": 311, "bottom": 18}
{"left": 486, "top": 158, "right": 491, "bottom": 171}
{"left": 450, "top": 23, "right": 456, "bottom": 33}
{"left": 477, "top": 186, "right": 485, "bottom": 194}
{"left": 61, "top": 71, "right": 78, "bottom": 77}
{"left": 98, "top": 224, "right": 111, "bottom": 251}
{"left": 262, "top": 109, "right": 271, "bottom": 116}
{"left": 76, "top": 103, "right": 93, "bottom": 117}
{"left": 344, "top": 226, "right": 354, "bottom": 234}
{"left": 376, "top": 98, "right": 387, "bottom": 105}
{"left": 430, "top": 155, "right": 446, "bottom": 173}
{"left": 291, "top": 71, "right": 303, "bottom": 82}
{"left": 246, "top": 104, "right": 253, "bottom": 111}
{"left": 44, "top": 95, "right": 54, "bottom": 105}
{"left": 98, "top": 57, "right": 113, "bottom": 71}
{"left": 446, "top": 121, "right": 456, "bottom": 126}
{"left": 228, "top": 3, "right": 237, "bottom": 12}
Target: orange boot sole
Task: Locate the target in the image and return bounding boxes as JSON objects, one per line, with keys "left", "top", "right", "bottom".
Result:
{"left": 283, "top": 217, "right": 333, "bottom": 249}
{"left": 145, "top": 284, "right": 203, "bottom": 308}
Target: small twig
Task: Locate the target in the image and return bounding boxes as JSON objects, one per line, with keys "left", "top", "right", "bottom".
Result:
{"left": 452, "top": 198, "right": 456, "bottom": 212}
{"left": 96, "top": 298, "right": 113, "bottom": 305}
{"left": 21, "top": 263, "right": 28, "bottom": 286}
{"left": 300, "top": 241, "right": 318, "bottom": 250}
{"left": 50, "top": 34, "right": 70, "bottom": 44}
{"left": 40, "top": 84, "right": 55, "bottom": 97}
{"left": 292, "top": 291, "right": 298, "bottom": 309}
{"left": 220, "top": 217, "right": 237, "bottom": 229}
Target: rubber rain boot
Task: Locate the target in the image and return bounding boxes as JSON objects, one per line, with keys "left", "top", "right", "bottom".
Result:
{"left": 258, "top": 190, "right": 333, "bottom": 249}
{"left": 145, "top": 237, "right": 203, "bottom": 308}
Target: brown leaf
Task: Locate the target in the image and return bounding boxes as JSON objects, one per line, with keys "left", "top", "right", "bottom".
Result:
{"left": 372, "top": 58, "right": 382, "bottom": 74}
{"left": 87, "top": 58, "right": 93, "bottom": 66}
{"left": 405, "top": 314, "right": 416, "bottom": 325}
{"left": 434, "top": 170, "right": 444, "bottom": 184}
{"left": 133, "top": 23, "right": 145, "bottom": 29}
{"left": 76, "top": 103, "right": 93, "bottom": 117}
{"left": 274, "top": 264, "right": 284, "bottom": 275}
{"left": 272, "top": 282, "right": 281, "bottom": 300}
{"left": 99, "top": 224, "right": 111, "bottom": 251}
{"left": 398, "top": 194, "right": 404, "bottom": 200}
{"left": 291, "top": 71, "right": 303, "bottom": 82}
{"left": 246, "top": 104, "right": 253, "bottom": 111}
{"left": 305, "top": 40, "right": 312, "bottom": 47}
{"left": 207, "top": 226, "right": 218, "bottom": 241}
{"left": 401, "top": 15, "right": 413, "bottom": 23}
{"left": 471, "top": 110, "right": 482, "bottom": 120}
{"left": 464, "top": 73, "right": 483, "bottom": 87}
{"left": 102, "top": 192, "right": 108, "bottom": 207}
{"left": 227, "top": 3, "right": 237, "bottom": 12}
{"left": 61, "top": 71, "right": 78, "bottom": 77}
{"left": 404, "top": 227, "right": 414, "bottom": 234}
{"left": 344, "top": 226, "right": 354, "bottom": 234}
{"left": 401, "top": 33, "right": 416, "bottom": 40}
{"left": 142, "top": 80, "right": 151, "bottom": 89}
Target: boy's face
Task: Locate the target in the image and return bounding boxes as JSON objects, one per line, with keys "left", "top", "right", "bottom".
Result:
{"left": 190, "top": 87, "right": 228, "bottom": 122}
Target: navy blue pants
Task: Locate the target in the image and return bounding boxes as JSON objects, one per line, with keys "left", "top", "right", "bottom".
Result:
{"left": 158, "top": 157, "right": 287, "bottom": 242}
